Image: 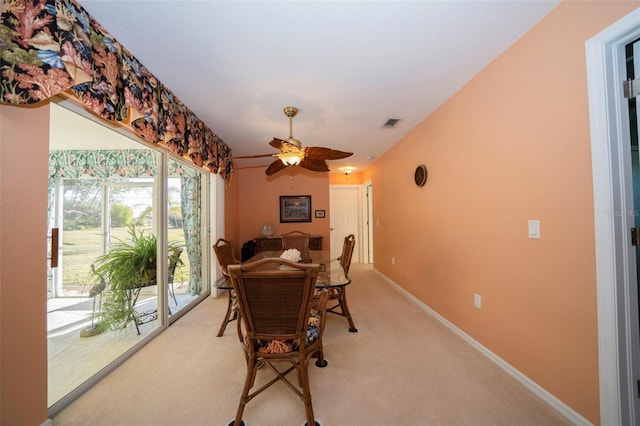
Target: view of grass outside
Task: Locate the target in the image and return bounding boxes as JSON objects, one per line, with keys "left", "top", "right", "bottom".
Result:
{"left": 59, "top": 226, "right": 188, "bottom": 297}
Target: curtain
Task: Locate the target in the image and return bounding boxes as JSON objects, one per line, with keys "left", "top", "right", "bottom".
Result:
{"left": 49, "top": 149, "right": 157, "bottom": 178}
{"left": 180, "top": 172, "right": 202, "bottom": 295}
{"left": 1, "top": 0, "right": 233, "bottom": 178}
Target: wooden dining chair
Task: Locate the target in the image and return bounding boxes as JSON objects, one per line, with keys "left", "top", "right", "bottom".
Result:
{"left": 281, "top": 230, "right": 310, "bottom": 253}
{"left": 227, "top": 258, "right": 329, "bottom": 426}
{"left": 327, "top": 234, "right": 357, "bottom": 332}
{"left": 213, "top": 238, "right": 240, "bottom": 337}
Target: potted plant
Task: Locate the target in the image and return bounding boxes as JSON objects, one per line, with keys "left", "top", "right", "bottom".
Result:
{"left": 92, "top": 225, "right": 183, "bottom": 334}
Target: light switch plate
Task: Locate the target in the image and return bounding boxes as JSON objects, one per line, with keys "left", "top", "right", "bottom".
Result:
{"left": 528, "top": 220, "right": 541, "bottom": 239}
{"left": 474, "top": 293, "right": 482, "bottom": 309}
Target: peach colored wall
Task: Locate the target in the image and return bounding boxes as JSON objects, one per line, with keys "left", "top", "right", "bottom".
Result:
{"left": 224, "top": 173, "right": 240, "bottom": 257}
{"left": 0, "top": 104, "right": 50, "bottom": 425}
{"left": 237, "top": 166, "right": 330, "bottom": 251}
{"left": 366, "top": 2, "right": 639, "bottom": 424}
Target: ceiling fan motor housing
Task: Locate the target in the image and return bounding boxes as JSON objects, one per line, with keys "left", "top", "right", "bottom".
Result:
{"left": 284, "top": 106, "right": 299, "bottom": 118}
{"left": 284, "top": 138, "right": 302, "bottom": 150}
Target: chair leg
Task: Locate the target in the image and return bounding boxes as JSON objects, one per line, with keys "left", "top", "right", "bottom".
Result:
{"left": 217, "top": 290, "right": 237, "bottom": 337}
{"left": 328, "top": 288, "right": 358, "bottom": 332}
{"left": 234, "top": 357, "right": 257, "bottom": 426}
{"left": 339, "top": 287, "right": 358, "bottom": 332}
{"left": 299, "top": 359, "right": 316, "bottom": 426}
{"left": 314, "top": 342, "right": 328, "bottom": 368}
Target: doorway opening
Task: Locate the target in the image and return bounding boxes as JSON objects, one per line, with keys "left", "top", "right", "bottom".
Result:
{"left": 586, "top": 8, "right": 640, "bottom": 425}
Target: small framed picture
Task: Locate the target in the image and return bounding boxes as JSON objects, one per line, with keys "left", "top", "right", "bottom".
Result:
{"left": 315, "top": 209, "right": 326, "bottom": 218}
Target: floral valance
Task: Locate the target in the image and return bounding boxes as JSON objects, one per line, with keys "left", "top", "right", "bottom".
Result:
{"left": 1, "top": 0, "right": 233, "bottom": 178}
{"left": 49, "top": 149, "right": 200, "bottom": 179}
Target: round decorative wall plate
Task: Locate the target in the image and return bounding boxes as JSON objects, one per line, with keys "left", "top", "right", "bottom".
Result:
{"left": 414, "top": 164, "right": 428, "bottom": 187}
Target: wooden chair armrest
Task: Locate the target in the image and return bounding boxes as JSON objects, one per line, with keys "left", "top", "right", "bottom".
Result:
{"left": 313, "top": 290, "right": 329, "bottom": 311}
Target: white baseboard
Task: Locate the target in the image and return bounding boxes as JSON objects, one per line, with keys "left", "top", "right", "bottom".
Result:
{"left": 210, "top": 277, "right": 228, "bottom": 297}
{"left": 374, "top": 269, "right": 592, "bottom": 426}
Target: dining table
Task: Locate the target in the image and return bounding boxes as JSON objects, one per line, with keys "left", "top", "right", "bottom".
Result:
{"left": 216, "top": 249, "right": 351, "bottom": 291}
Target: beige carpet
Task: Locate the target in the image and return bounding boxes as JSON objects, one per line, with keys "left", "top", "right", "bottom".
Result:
{"left": 52, "top": 264, "right": 572, "bottom": 426}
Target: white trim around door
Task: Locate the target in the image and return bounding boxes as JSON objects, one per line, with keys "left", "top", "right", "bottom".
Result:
{"left": 586, "top": 7, "right": 640, "bottom": 425}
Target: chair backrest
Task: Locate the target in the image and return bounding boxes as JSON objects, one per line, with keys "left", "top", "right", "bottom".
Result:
{"left": 282, "top": 231, "right": 310, "bottom": 252}
{"left": 339, "top": 234, "right": 355, "bottom": 274}
{"left": 213, "top": 238, "right": 238, "bottom": 278}
{"left": 227, "top": 258, "right": 319, "bottom": 341}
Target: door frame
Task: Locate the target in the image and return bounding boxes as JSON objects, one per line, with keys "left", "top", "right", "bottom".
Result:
{"left": 363, "top": 180, "right": 373, "bottom": 264}
{"left": 586, "top": 7, "right": 640, "bottom": 425}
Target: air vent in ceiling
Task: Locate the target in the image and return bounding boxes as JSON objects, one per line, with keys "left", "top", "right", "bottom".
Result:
{"left": 383, "top": 118, "right": 400, "bottom": 128}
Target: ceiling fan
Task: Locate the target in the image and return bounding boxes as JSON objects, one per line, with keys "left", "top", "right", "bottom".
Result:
{"left": 230, "top": 106, "right": 353, "bottom": 176}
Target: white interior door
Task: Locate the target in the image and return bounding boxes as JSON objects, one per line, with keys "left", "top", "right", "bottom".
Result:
{"left": 329, "top": 186, "right": 360, "bottom": 260}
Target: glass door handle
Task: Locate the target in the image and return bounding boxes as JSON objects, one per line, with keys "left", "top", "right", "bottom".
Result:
{"left": 49, "top": 228, "right": 59, "bottom": 268}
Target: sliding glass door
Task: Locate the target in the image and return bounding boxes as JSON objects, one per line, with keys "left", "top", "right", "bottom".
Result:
{"left": 49, "top": 178, "right": 103, "bottom": 299}
{"left": 47, "top": 102, "right": 211, "bottom": 411}
{"left": 166, "top": 158, "right": 209, "bottom": 320}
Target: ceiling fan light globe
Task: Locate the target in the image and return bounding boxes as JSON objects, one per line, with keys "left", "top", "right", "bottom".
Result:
{"left": 278, "top": 152, "right": 304, "bottom": 166}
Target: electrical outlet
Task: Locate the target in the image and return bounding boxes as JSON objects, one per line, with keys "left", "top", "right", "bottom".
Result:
{"left": 474, "top": 293, "right": 482, "bottom": 309}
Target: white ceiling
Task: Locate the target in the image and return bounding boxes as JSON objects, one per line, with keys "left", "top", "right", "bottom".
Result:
{"left": 77, "top": 0, "right": 560, "bottom": 174}
{"left": 50, "top": 101, "right": 141, "bottom": 150}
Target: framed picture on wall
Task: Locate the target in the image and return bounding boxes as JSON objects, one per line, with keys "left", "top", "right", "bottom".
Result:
{"left": 280, "top": 195, "right": 312, "bottom": 223}
{"left": 315, "top": 210, "right": 325, "bottom": 218}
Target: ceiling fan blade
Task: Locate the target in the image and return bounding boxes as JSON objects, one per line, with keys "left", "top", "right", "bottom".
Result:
{"left": 303, "top": 146, "right": 353, "bottom": 160}
{"left": 227, "top": 153, "right": 274, "bottom": 160}
{"left": 299, "top": 157, "right": 330, "bottom": 172}
{"left": 269, "top": 138, "right": 287, "bottom": 150}
{"left": 265, "top": 159, "right": 288, "bottom": 176}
